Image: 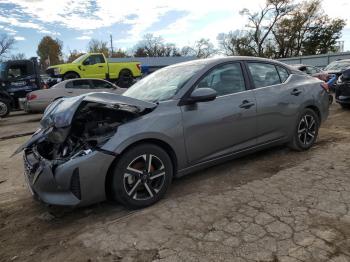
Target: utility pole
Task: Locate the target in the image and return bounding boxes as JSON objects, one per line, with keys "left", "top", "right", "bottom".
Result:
{"left": 110, "top": 34, "right": 114, "bottom": 57}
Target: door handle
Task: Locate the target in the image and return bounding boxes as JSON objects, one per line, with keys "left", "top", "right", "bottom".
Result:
{"left": 239, "top": 100, "right": 255, "bottom": 109}
{"left": 291, "top": 89, "right": 302, "bottom": 96}
{"left": 98, "top": 65, "right": 104, "bottom": 68}
{"left": 67, "top": 91, "right": 73, "bottom": 94}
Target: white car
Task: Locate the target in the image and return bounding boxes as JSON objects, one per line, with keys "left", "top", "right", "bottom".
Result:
{"left": 25, "top": 78, "right": 126, "bottom": 113}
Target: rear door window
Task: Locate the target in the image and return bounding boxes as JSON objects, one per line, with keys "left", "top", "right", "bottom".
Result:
{"left": 66, "top": 80, "right": 91, "bottom": 89}
{"left": 247, "top": 63, "right": 281, "bottom": 88}
{"left": 91, "top": 80, "right": 114, "bottom": 89}
{"left": 276, "top": 66, "right": 289, "bottom": 83}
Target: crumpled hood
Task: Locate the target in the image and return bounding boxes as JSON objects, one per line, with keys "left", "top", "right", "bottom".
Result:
{"left": 13, "top": 92, "right": 157, "bottom": 155}
{"left": 41, "top": 92, "right": 157, "bottom": 129}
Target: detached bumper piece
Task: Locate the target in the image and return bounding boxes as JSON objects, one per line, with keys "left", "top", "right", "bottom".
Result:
{"left": 23, "top": 148, "right": 115, "bottom": 207}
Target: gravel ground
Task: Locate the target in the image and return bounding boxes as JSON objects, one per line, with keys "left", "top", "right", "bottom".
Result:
{"left": 0, "top": 104, "right": 350, "bottom": 262}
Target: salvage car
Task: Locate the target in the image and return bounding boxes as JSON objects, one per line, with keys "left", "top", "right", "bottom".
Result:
{"left": 335, "top": 68, "right": 350, "bottom": 108}
{"left": 290, "top": 64, "right": 329, "bottom": 81}
{"left": 324, "top": 59, "right": 350, "bottom": 77}
{"left": 16, "top": 57, "right": 330, "bottom": 209}
{"left": 25, "top": 78, "right": 125, "bottom": 113}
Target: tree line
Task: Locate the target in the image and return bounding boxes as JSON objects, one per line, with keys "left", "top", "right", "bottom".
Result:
{"left": 0, "top": 0, "right": 345, "bottom": 68}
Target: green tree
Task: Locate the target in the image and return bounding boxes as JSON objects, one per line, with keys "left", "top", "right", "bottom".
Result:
{"left": 87, "top": 39, "right": 109, "bottom": 57}
{"left": 37, "top": 36, "right": 63, "bottom": 68}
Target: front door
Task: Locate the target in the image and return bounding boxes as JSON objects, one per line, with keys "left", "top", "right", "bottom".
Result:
{"left": 81, "top": 54, "right": 106, "bottom": 79}
{"left": 181, "top": 62, "right": 257, "bottom": 165}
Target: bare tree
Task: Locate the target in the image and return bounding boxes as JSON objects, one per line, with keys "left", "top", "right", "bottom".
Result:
{"left": 181, "top": 39, "right": 217, "bottom": 58}
{"left": 87, "top": 39, "right": 109, "bottom": 57}
{"left": 0, "top": 34, "right": 16, "bottom": 59}
{"left": 134, "top": 34, "right": 180, "bottom": 57}
{"left": 10, "top": 53, "right": 26, "bottom": 60}
{"left": 240, "top": 0, "right": 294, "bottom": 56}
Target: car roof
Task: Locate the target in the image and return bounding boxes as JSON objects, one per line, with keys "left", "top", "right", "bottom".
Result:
{"left": 167, "top": 56, "right": 294, "bottom": 69}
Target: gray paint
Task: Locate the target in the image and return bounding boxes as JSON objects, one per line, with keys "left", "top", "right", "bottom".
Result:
{"left": 22, "top": 56, "right": 330, "bottom": 207}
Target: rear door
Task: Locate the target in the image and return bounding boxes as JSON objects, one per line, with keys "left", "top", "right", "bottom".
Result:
{"left": 81, "top": 55, "right": 106, "bottom": 79}
{"left": 246, "top": 62, "right": 304, "bottom": 144}
{"left": 64, "top": 79, "right": 93, "bottom": 96}
{"left": 181, "top": 62, "right": 257, "bottom": 164}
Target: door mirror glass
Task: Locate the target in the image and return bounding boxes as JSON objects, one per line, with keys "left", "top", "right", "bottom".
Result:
{"left": 189, "top": 88, "right": 217, "bottom": 103}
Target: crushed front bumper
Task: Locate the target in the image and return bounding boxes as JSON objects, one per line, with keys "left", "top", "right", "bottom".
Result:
{"left": 23, "top": 147, "right": 115, "bottom": 207}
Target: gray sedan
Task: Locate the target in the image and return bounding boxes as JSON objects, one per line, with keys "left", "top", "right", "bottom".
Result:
{"left": 24, "top": 78, "right": 126, "bottom": 113}
{"left": 17, "top": 57, "right": 329, "bottom": 209}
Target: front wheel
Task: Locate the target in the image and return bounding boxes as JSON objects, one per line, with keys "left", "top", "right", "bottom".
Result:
{"left": 111, "top": 143, "right": 173, "bottom": 209}
{"left": 0, "top": 100, "right": 10, "bottom": 117}
{"left": 288, "top": 108, "right": 319, "bottom": 151}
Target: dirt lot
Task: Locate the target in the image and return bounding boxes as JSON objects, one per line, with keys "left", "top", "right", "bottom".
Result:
{"left": 1, "top": 103, "right": 350, "bottom": 262}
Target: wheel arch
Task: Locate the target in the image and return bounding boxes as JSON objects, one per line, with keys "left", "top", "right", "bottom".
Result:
{"left": 63, "top": 71, "right": 81, "bottom": 78}
{"left": 104, "top": 138, "right": 178, "bottom": 200}
{"left": 119, "top": 68, "right": 133, "bottom": 77}
{"left": 305, "top": 104, "right": 321, "bottom": 121}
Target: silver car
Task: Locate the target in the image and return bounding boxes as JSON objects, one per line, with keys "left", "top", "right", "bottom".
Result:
{"left": 16, "top": 57, "right": 329, "bottom": 209}
{"left": 25, "top": 78, "right": 125, "bottom": 113}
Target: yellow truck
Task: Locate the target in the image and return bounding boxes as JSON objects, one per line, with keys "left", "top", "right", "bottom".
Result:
{"left": 46, "top": 53, "right": 141, "bottom": 87}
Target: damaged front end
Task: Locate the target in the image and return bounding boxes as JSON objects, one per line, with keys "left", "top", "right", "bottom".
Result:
{"left": 17, "top": 92, "right": 156, "bottom": 206}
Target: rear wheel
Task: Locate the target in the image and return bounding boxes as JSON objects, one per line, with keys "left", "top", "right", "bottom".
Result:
{"left": 63, "top": 72, "right": 79, "bottom": 80}
{"left": 117, "top": 69, "right": 133, "bottom": 88}
{"left": 0, "top": 100, "right": 10, "bottom": 117}
{"left": 288, "top": 108, "right": 319, "bottom": 151}
{"left": 111, "top": 143, "right": 173, "bottom": 209}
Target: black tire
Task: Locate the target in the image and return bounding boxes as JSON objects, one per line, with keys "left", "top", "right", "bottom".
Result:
{"left": 111, "top": 143, "right": 173, "bottom": 209}
{"left": 63, "top": 72, "right": 79, "bottom": 80}
{"left": 288, "top": 108, "right": 319, "bottom": 151}
{"left": 340, "top": 103, "right": 350, "bottom": 109}
{"left": 0, "top": 99, "right": 10, "bottom": 117}
{"left": 117, "top": 69, "right": 133, "bottom": 88}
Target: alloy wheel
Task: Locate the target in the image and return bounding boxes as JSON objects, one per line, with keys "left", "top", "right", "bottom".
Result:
{"left": 297, "top": 114, "right": 316, "bottom": 146}
{"left": 0, "top": 101, "right": 8, "bottom": 117}
{"left": 123, "top": 154, "right": 166, "bottom": 201}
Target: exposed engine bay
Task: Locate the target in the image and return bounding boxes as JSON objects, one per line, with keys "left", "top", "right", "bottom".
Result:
{"left": 34, "top": 101, "right": 140, "bottom": 165}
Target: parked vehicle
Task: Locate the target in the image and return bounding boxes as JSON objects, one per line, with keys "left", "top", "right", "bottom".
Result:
{"left": 0, "top": 58, "right": 41, "bottom": 115}
{"left": 335, "top": 68, "right": 350, "bottom": 108}
{"left": 16, "top": 57, "right": 330, "bottom": 209}
{"left": 46, "top": 53, "right": 142, "bottom": 88}
{"left": 25, "top": 78, "right": 126, "bottom": 113}
{"left": 0, "top": 86, "right": 12, "bottom": 117}
{"left": 291, "top": 64, "right": 329, "bottom": 81}
{"left": 324, "top": 59, "right": 350, "bottom": 77}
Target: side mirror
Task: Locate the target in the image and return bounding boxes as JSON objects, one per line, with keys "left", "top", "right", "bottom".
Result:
{"left": 188, "top": 88, "right": 217, "bottom": 103}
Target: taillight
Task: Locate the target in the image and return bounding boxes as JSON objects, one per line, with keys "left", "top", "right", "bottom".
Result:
{"left": 27, "top": 93, "right": 37, "bottom": 100}
{"left": 136, "top": 63, "right": 141, "bottom": 71}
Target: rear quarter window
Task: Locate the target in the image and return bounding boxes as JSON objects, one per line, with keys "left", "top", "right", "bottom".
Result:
{"left": 276, "top": 66, "right": 289, "bottom": 83}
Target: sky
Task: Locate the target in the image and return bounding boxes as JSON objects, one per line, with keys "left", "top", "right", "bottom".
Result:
{"left": 0, "top": 0, "right": 349, "bottom": 59}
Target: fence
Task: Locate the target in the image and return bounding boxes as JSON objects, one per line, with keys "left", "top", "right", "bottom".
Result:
{"left": 278, "top": 52, "right": 350, "bottom": 68}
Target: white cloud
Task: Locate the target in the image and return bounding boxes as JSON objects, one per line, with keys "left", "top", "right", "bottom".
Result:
{"left": 14, "top": 36, "right": 25, "bottom": 41}
{"left": 76, "top": 35, "right": 91, "bottom": 40}
{"left": 38, "top": 29, "right": 61, "bottom": 36}
{"left": 0, "top": 0, "right": 348, "bottom": 49}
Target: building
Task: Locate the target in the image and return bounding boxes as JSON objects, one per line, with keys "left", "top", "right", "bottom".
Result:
{"left": 108, "top": 56, "right": 198, "bottom": 75}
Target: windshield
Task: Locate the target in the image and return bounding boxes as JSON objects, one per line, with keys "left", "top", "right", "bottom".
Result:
{"left": 123, "top": 64, "right": 205, "bottom": 102}
{"left": 72, "top": 54, "right": 88, "bottom": 64}
{"left": 325, "top": 61, "right": 350, "bottom": 71}
{"left": 0, "top": 62, "right": 6, "bottom": 79}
